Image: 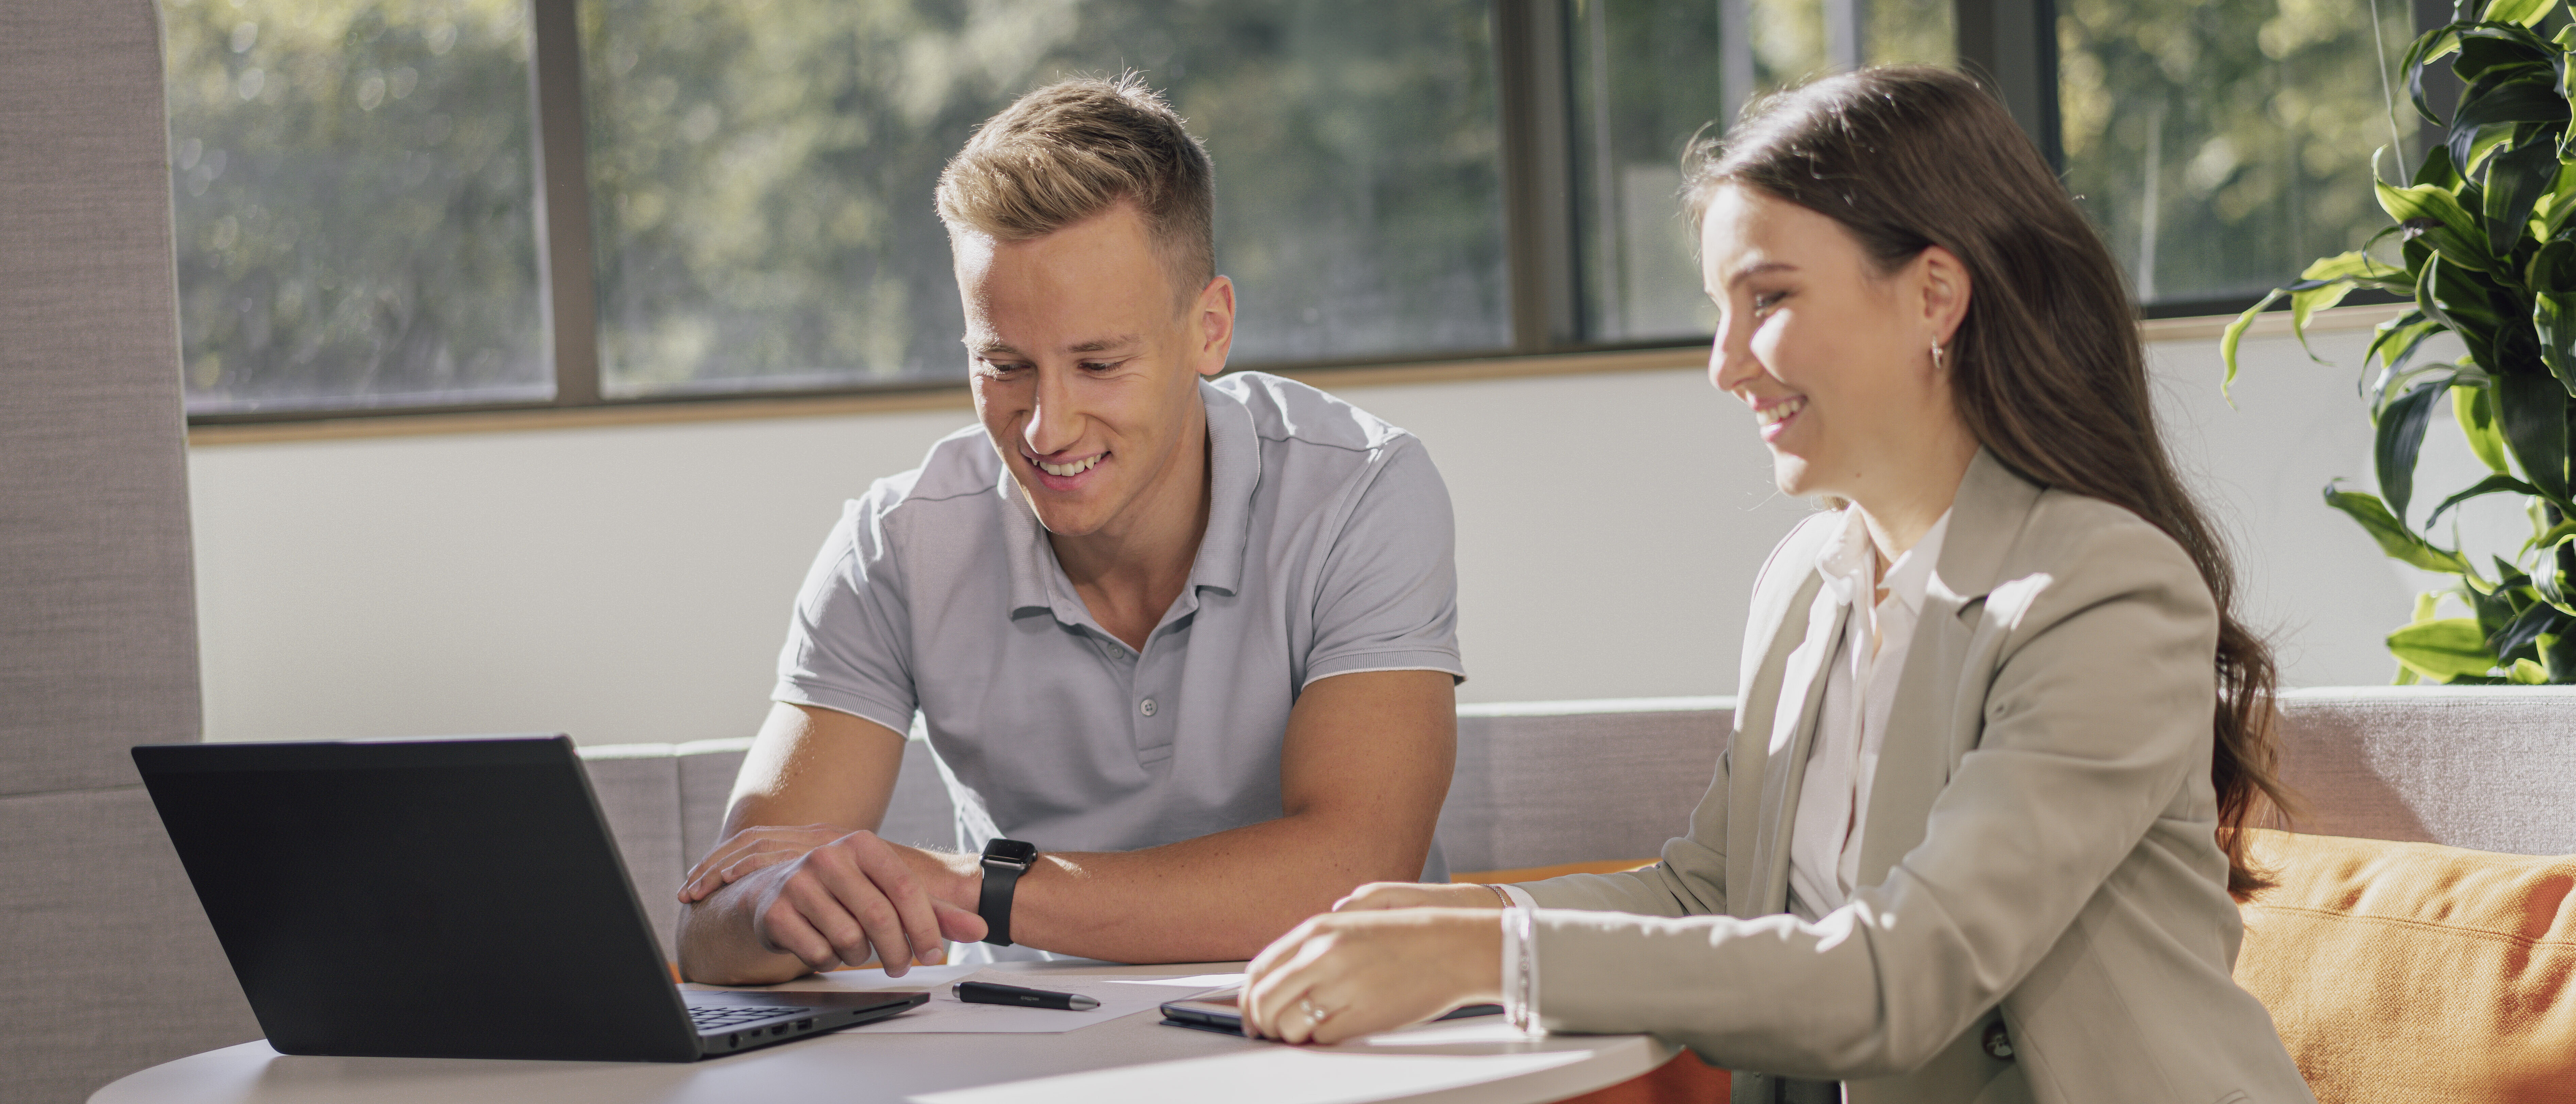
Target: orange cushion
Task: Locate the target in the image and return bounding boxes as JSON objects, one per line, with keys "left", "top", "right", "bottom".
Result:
{"left": 1453, "top": 859, "right": 1660, "bottom": 884}
{"left": 2235, "top": 828, "right": 2576, "bottom": 1103}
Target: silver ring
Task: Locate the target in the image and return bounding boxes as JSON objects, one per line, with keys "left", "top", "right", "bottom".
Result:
{"left": 1300, "top": 997, "right": 1331, "bottom": 1024}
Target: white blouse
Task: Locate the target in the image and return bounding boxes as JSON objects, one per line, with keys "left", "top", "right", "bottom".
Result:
{"left": 1787, "top": 506, "right": 1949, "bottom": 919}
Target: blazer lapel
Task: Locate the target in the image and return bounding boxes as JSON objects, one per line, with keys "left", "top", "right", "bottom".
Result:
{"left": 1722, "top": 514, "right": 1840, "bottom": 919}
{"left": 1749, "top": 577, "right": 1849, "bottom": 916}
{"left": 1853, "top": 451, "right": 2044, "bottom": 888}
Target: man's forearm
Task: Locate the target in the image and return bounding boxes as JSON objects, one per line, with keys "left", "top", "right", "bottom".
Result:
{"left": 996, "top": 811, "right": 1431, "bottom": 963}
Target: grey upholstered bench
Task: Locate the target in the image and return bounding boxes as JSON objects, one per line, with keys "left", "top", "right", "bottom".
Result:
{"left": 576, "top": 697, "right": 1738, "bottom": 959}
{"left": 575, "top": 687, "right": 2576, "bottom": 962}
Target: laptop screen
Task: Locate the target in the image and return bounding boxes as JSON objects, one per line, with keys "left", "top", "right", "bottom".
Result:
{"left": 133, "top": 735, "right": 700, "bottom": 1061}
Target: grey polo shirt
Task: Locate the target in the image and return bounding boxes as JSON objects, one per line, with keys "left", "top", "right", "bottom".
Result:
{"left": 773, "top": 371, "right": 1464, "bottom": 902}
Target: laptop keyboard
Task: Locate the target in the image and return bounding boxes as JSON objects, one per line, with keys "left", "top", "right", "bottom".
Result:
{"left": 690, "top": 1004, "right": 811, "bottom": 1031}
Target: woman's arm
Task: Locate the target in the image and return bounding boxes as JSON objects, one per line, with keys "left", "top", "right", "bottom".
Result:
{"left": 1529, "top": 511, "right": 2221, "bottom": 1077}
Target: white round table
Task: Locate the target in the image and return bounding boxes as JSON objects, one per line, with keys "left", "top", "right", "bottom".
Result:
{"left": 91, "top": 961, "right": 1673, "bottom": 1104}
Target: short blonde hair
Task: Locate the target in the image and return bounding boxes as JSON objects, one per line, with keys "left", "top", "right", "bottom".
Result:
{"left": 935, "top": 74, "right": 1216, "bottom": 308}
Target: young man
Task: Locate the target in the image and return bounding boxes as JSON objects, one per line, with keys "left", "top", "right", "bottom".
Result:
{"left": 674, "top": 75, "right": 1465, "bottom": 984}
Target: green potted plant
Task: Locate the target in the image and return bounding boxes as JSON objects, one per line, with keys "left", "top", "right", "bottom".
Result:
{"left": 2222, "top": 0, "right": 2576, "bottom": 684}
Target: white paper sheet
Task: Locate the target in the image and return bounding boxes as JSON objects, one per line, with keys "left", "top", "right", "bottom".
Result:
{"left": 843, "top": 969, "right": 1242, "bottom": 1035}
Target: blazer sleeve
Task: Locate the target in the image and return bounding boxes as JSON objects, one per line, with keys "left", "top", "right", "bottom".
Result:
{"left": 1522, "top": 507, "right": 2222, "bottom": 1080}
{"left": 1513, "top": 512, "right": 1839, "bottom": 919}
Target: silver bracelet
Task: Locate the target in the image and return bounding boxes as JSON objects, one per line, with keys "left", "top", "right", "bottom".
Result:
{"left": 1503, "top": 904, "right": 1539, "bottom": 1035}
{"left": 1481, "top": 883, "right": 1513, "bottom": 908}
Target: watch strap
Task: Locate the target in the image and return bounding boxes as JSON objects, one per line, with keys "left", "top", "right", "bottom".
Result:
{"left": 978, "top": 847, "right": 1032, "bottom": 947}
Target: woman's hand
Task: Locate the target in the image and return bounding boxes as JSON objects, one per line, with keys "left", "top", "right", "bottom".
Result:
{"left": 1332, "top": 881, "right": 1507, "bottom": 912}
{"left": 1241, "top": 907, "right": 1503, "bottom": 1045}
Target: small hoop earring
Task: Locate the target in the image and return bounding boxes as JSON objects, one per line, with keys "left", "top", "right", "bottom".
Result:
{"left": 1931, "top": 341, "right": 1947, "bottom": 372}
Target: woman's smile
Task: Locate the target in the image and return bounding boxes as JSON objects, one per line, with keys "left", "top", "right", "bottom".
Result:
{"left": 1751, "top": 394, "right": 1807, "bottom": 442}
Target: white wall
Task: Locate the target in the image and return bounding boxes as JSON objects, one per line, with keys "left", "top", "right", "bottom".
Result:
{"left": 190, "top": 319, "right": 2421, "bottom": 745}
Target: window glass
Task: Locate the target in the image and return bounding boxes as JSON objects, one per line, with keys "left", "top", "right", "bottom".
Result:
{"left": 1569, "top": 0, "right": 1951, "bottom": 342}
{"left": 163, "top": 0, "right": 549, "bottom": 414}
{"left": 2060, "top": 0, "right": 2414, "bottom": 306}
{"left": 579, "top": 0, "right": 1508, "bottom": 396}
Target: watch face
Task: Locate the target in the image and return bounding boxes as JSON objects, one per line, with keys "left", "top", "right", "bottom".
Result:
{"left": 983, "top": 838, "right": 1038, "bottom": 865}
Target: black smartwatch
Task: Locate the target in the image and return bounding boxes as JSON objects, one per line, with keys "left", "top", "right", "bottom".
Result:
{"left": 976, "top": 838, "right": 1039, "bottom": 947}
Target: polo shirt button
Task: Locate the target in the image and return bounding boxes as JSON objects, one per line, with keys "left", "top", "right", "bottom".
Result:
{"left": 1140, "top": 698, "right": 1157, "bottom": 717}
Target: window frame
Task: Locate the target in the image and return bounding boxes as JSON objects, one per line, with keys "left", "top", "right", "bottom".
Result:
{"left": 179, "top": 0, "right": 2415, "bottom": 428}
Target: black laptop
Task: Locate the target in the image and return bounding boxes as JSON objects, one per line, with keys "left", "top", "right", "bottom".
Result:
{"left": 132, "top": 734, "right": 926, "bottom": 1062}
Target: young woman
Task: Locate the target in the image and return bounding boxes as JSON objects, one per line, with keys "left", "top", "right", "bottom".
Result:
{"left": 1239, "top": 67, "right": 2315, "bottom": 1103}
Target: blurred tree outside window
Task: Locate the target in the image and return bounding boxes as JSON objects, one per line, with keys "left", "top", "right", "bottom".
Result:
{"left": 157, "top": 0, "right": 2438, "bottom": 420}
{"left": 1568, "top": 0, "right": 1952, "bottom": 343}
{"left": 2059, "top": 0, "right": 2417, "bottom": 307}
{"left": 163, "top": 0, "right": 550, "bottom": 414}
{"left": 578, "top": 0, "right": 1509, "bottom": 396}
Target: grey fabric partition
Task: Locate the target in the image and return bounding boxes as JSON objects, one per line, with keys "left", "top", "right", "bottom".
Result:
{"left": 616, "top": 701, "right": 1742, "bottom": 905}
{"left": 1, "top": 3, "right": 263, "bottom": 1101}
{"left": 608, "top": 688, "right": 2576, "bottom": 911}
{"left": 2273, "top": 686, "right": 2576, "bottom": 856}
{"left": 1439, "top": 698, "right": 1732, "bottom": 873}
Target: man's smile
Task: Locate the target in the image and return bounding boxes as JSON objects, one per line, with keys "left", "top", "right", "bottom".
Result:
{"left": 1023, "top": 448, "right": 1109, "bottom": 490}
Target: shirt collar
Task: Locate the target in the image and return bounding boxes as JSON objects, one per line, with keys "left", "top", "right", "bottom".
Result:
{"left": 1812, "top": 505, "right": 1953, "bottom": 616}
{"left": 1813, "top": 507, "right": 1876, "bottom": 607}
{"left": 1881, "top": 510, "right": 1950, "bottom": 616}
{"left": 1001, "top": 379, "right": 1261, "bottom": 622}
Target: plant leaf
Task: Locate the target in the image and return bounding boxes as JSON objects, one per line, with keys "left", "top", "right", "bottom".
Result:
{"left": 2422, "top": 251, "right": 2511, "bottom": 370}
{"left": 2562, "top": 55, "right": 2576, "bottom": 159}
{"left": 2379, "top": 379, "right": 2454, "bottom": 523}
{"left": 2526, "top": 517, "right": 2576, "bottom": 553}
{"left": 2511, "top": 657, "right": 2550, "bottom": 682}
{"left": 2412, "top": 142, "right": 2465, "bottom": 191}
{"left": 2382, "top": 181, "right": 2494, "bottom": 271}
{"left": 2455, "top": 383, "right": 2515, "bottom": 474}
{"left": 2533, "top": 239, "right": 2576, "bottom": 390}
{"left": 2482, "top": 0, "right": 2557, "bottom": 27}
{"left": 2389, "top": 617, "right": 2501, "bottom": 678}
{"left": 2496, "top": 368, "right": 2574, "bottom": 503}
{"left": 2282, "top": 253, "right": 2410, "bottom": 367}
{"left": 2456, "top": 25, "right": 2561, "bottom": 83}
{"left": 2369, "top": 314, "right": 2444, "bottom": 395}
{"left": 2292, "top": 282, "right": 2358, "bottom": 359}
{"left": 2454, "top": 73, "right": 2563, "bottom": 132}
{"left": 2429, "top": 473, "right": 2540, "bottom": 525}
{"left": 2482, "top": 135, "right": 2561, "bottom": 255}
{"left": 2546, "top": 162, "right": 2576, "bottom": 233}
{"left": 2298, "top": 249, "right": 2412, "bottom": 288}
{"left": 2533, "top": 542, "right": 2576, "bottom": 612}
{"left": 2407, "top": 27, "right": 2467, "bottom": 125}
{"left": 2490, "top": 596, "right": 2573, "bottom": 657}
{"left": 2324, "top": 482, "right": 2478, "bottom": 573}
{"left": 2454, "top": 120, "right": 2522, "bottom": 180}
{"left": 2219, "top": 288, "right": 2286, "bottom": 401}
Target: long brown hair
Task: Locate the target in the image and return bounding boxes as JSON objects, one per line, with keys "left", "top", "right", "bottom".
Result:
{"left": 1689, "top": 66, "right": 2291, "bottom": 900}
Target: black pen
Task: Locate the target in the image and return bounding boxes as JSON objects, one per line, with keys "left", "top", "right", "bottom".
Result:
{"left": 953, "top": 980, "right": 1100, "bottom": 1011}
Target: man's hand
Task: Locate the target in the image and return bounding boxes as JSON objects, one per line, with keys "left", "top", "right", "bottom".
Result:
{"left": 1241, "top": 907, "right": 1503, "bottom": 1045}
{"left": 679, "top": 823, "right": 845, "bottom": 903}
{"left": 1333, "top": 881, "right": 1505, "bottom": 913}
{"left": 726, "top": 828, "right": 987, "bottom": 977}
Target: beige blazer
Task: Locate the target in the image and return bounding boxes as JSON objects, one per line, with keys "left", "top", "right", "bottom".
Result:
{"left": 1518, "top": 452, "right": 2314, "bottom": 1104}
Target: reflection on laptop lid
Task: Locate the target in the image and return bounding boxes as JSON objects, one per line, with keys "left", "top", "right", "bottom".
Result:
{"left": 132, "top": 734, "right": 923, "bottom": 1062}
